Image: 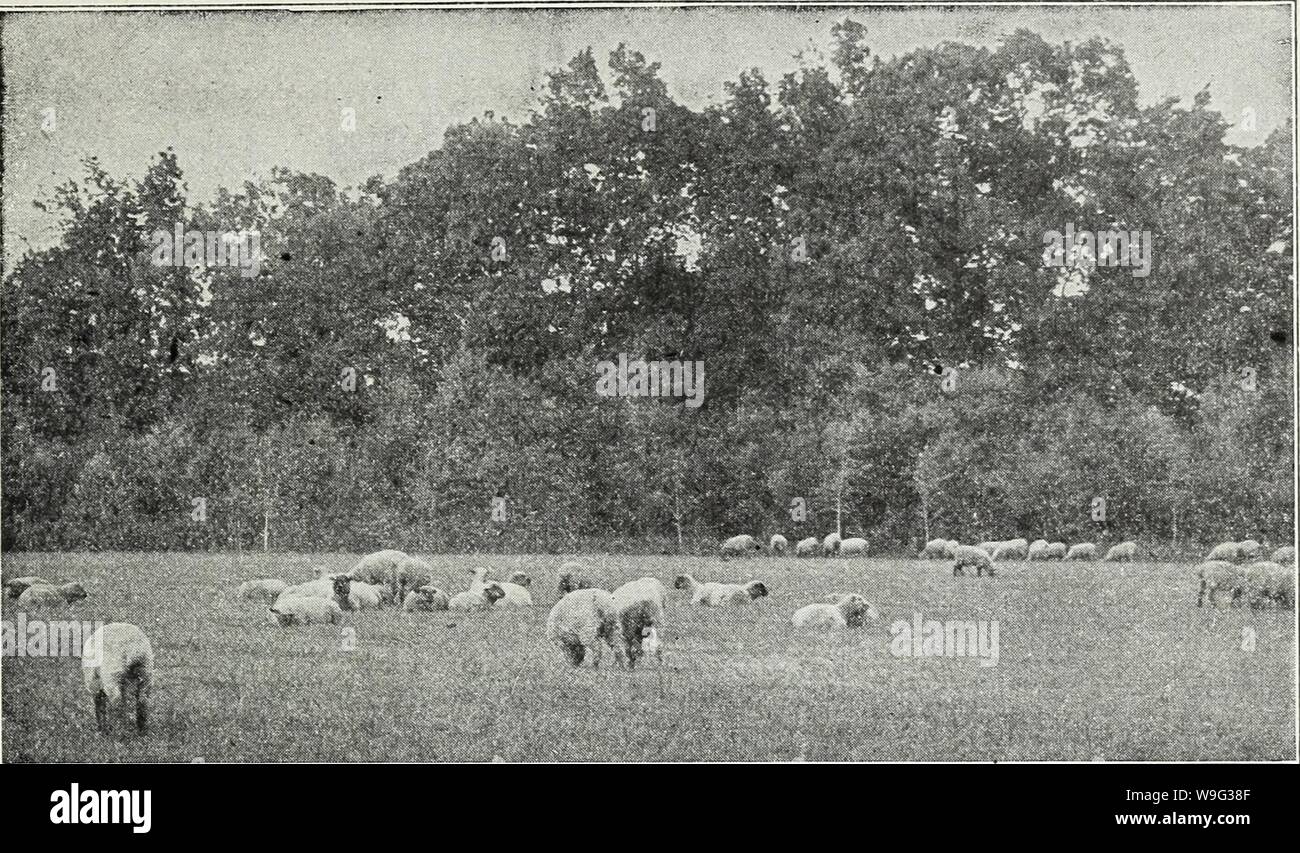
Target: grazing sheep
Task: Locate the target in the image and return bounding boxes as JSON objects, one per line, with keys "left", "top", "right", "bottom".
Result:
{"left": 449, "top": 583, "right": 506, "bottom": 612}
{"left": 402, "top": 585, "right": 450, "bottom": 612}
{"left": 237, "top": 579, "right": 289, "bottom": 603}
{"left": 673, "top": 574, "right": 768, "bottom": 606}
{"left": 792, "top": 593, "right": 879, "bottom": 629}
{"left": 1266, "top": 565, "right": 1295, "bottom": 608}
{"left": 346, "top": 580, "right": 387, "bottom": 611}
{"left": 278, "top": 575, "right": 353, "bottom": 612}
{"left": 720, "top": 534, "right": 762, "bottom": 559}
{"left": 1237, "top": 539, "right": 1263, "bottom": 560}
{"left": 1103, "top": 541, "right": 1138, "bottom": 562}
{"left": 1027, "top": 539, "right": 1049, "bottom": 560}
{"left": 944, "top": 540, "right": 960, "bottom": 558}
{"left": 5, "top": 576, "right": 52, "bottom": 599}
{"left": 1065, "top": 543, "right": 1097, "bottom": 561}
{"left": 839, "top": 537, "right": 868, "bottom": 557}
{"left": 769, "top": 534, "right": 789, "bottom": 554}
{"left": 392, "top": 556, "right": 435, "bottom": 601}
{"left": 1196, "top": 560, "right": 1244, "bottom": 608}
{"left": 611, "top": 578, "right": 668, "bottom": 668}
{"left": 545, "top": 588, "right": 622, "bottom": 668}
{"left": 81, "top": 623, "right": 153, "bottom": 734}
{"left": 17, "top": 582, "right": 87, "bottom": 607}
{"left": 270, "top": 596, "right": 345, "bottom": 626}
{"left": 993, "top": 538, "right": 1029, "bottom": 560}
{"left": 557, "top": 562, "right": 604, "bottom": 595}
{"left": 976, "top": 541, "right": 1000, "bottom": 557}
{"left": 821, "top": 533, "right": 842, "bottom": 556}
{"left": 1270, "top": 545, "right": 1295, "bottom": 566}
{"left": 1044, "top": 542, "right": 1067, "bottom": 560}
{"left": 1206, "top": 542, "right": 1241, "bottom": 562}
{"left": 919, "top": 538, "right": 949, "bottom": 559}
{"left": 952, "top": 545, "right": 995, "bottom": 577}
{"left": 795, "top": 537, "right": 819, "bottom": 557}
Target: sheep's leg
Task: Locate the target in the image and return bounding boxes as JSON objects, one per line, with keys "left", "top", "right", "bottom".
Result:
{"left": 562, "top": 641, "right": 585, "bottom": 667}
{"left": 93, "top": 689, "right": 108, "bottom": 733}
{"left": 1197, "top": 578, "right": 1206, "bottom": 607}
{"left": 135, "top": 677, "right": 150, "bottom": 734}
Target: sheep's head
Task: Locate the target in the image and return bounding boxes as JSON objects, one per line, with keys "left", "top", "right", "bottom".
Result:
{"left": 746, "top": 581, "right": 769, "bottom": 599}
{"left": 331, "top": 576, "right": 353, "bottom": 607}
{"left": 509, "top": 571, "right": 532, "bottom": 587}
{"left": 482, "top": 583, "right": 505, "bottom": 605}
{"left": 673, "top": 574, "right": 695, "bottom": 590}
{"left": 838, "top": 594, "right": 879, "bottom": 627}
{"left": 557, "top": 572, "right": 575, "bottom": 594}
{"left": 269, "top": 606, "right": 296, "bottom": 627}
{"left": 60, "top": 582, "right": 88, "bottom": 603}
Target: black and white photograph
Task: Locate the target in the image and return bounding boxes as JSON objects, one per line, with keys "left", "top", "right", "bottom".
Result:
{"left": 0, "top": 0, "right": 1295, "bottom": 778}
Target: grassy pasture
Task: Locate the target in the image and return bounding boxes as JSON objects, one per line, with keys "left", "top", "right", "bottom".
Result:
{"left": 1, "top": 551, "right": 1294, "bottom": 762}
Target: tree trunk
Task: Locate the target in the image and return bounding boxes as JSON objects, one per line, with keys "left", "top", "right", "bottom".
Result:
{"left": 262, "top": 507, "right": 270, "bottom": 553}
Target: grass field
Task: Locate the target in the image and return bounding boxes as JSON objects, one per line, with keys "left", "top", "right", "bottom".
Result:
{"left": 2, "top": 551, "right": 1294, "bottom": 762}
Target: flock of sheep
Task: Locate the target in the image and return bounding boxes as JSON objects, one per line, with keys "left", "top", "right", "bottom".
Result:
{"left": 3, "top": 531, "right": 1294, "bottom": 738}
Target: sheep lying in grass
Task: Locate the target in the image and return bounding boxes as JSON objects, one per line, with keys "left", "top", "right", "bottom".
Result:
{"left": 545, "top": 588, "right": 622, "bottom": 668}
{"left": 839, "top": 537, "right": 868, "bottom": 557}
{"left": 1044, "top": 542, "right": 1067, "bottom": 560}
{"left": 5, "top": 576, "right": 53, "bottom": 599}
{"left": 493, "top": 576, "right": 534, "bottom": 608}
{"left": 270, "top": 595, "right": 344, "bottom": 626}
{"left": 822, "top": 533, "right": 841, "bottom": 556}
{"left": 81, "top": 623, "right": 153, "bottom": 735}
{"left": 720, "top": 534, "right": 762, "bottom": 559}
{"left": 449, "top": 583, "right": 506, "bottom": 612}
{"left": 17, "top": 582, "right": 87, "bottom": 607}
{"left": 1270, "top": 545, "right": 1295, "bottom": 566}
{"left": 1103, "top": 541, "right": 1138, "bottom": 562}
{"left": 792, "top": 593, "right": 879, "bottom": 629}
{"left": 1196, "top": 560, "right": 1243, "bottom": 608}
{"left": 770, "top": 534, "right": 788, "bottom": 554}
{"left": 278, "top": 575, "right": 353, "bottom": 612}
{"left": 402, "top": 585, "right": 450, "bottom": 612}
{"left": 952, "top": 545, "right": 995, "bottom": 577}
{"left": 795, "top": 537, "right": 819, "bottom": 557}
{"left": 674, "top": 574, "right": 769, "bottom": 606}
{"left": 557, "top": 562, "right": 604, "bottom": 595}
{"left": 611, "top": 578, "right": 667, "bottom": 668}
{"left": 347, "top": 580, "right": 388, "bottom": 611}
{"left": 1205, "top": 541, "right": 1241, "bottom": 562}
{"left": 237, "top": 579, "right": 289, "bottom": 603}
{"left": 919, "top": 538, "right": 949, "bottom": 559}
{"left": 1065, "top": 543, "right": 1096, "bottom": 561}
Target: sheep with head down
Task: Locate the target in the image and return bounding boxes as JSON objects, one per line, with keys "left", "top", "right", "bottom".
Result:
{"left": 1237, "top": 540, "right": 1263, "bottom": 561}
{"left": 1065, "top": 543, "right": 1096, "bottom": 561}
{"left": 769, "top": 534, "right": 788, "bottom": 554}
{"left": 720, "top": 534, "right": 763, "bottom": 559}
{"left": 1241, "top": 561, "right": 1293, "bottom": 609}
{"left": 821, "top": 533, "right": 842, "bottom": 557}
{"left": 919, "top": 538, "right": 949, "bottom": 559}
{"left": 81, "top": 622, "right": 153, "bottom": 735}
{"left": 1205, "top": 541, "right": 1241, "bottom": 562}
{"left": 792, "top": 593, "right": 879, "bottom": 630}
{"left": 557, "top": 561, "right": 604, "bottom": 595}
{"left": 838, "top": 537, "right": 868, "bottom": 557}
{"left": 992, "top": 539, "right": 1028, "bottom": 560}
{"left": 795, "top": 537, "right": 819, "bottom": 557}
{"left": 546, "top": 588, "right": 622, "bottom": 668}
{"left": 1044, "top": 542, "right": 1067, "bottom": 560}
{"left": 1196, "top": 560, "right": 1244, "bottom": 608}
{"left": 1027, "top": 540, "right": 1049, "bottom": 560}
{"left": 1103, "top": 541, "right": 1138, "bottom": 562}
{"left": 611, "top": 578, "right": 667, "bottom": 668}
{"left": 1269, "top": 545, "right": 1295, "bottom": 566}
{"left": 951, "top": 545, "right": 995, "bottom": 577}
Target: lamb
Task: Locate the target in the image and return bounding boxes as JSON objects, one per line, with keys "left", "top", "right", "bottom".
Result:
{"left": 449, "top": 583, "right": 506, "bottom": 612}
{"left": 951, "top": 545, "right": 995, "bottom": 577}
{"left": 769, "top": 534, "right": 789, "bottom": 554}
{"left": 277, "top": 574, "right": 353, "bottom": 612}
{"left": 81, "top": 623, "right": 153, "bottom": 734}
{"left": 1196, "top": 560, "right": 1243, "bottom": 608}
{"left": 346, "top": 580, "right": 387, "bottom": 611}
{"left": 1044, "top": 542, "right": 1067, "bottom": 560}
{"left": 402, "top": 585, "right": 450, "bottom": 612}
{"left": 270, "top": 595, "right": 345, "bottom": 626}
{"left": 1027, "top": 539, "right": 1049, "bottom": 560}
{"left": 795, "top": 537, "right": 819, "bottom": 557}
{"left": 1065, "top": 543, "right": 1097, "bottom": 561}
{"left": 611, "top": 578, "right": 668, "bottom": 668}
{"left": 992, "top": 538, "right": 1029, "bottom": 560}
{"left": 821, "top": 533, "right": 841, "bottom": 556}
{"left": 557, "top": 563, "right": 604, "bottom": 595}
{"left": 720, "top": 534, "right": 762, "bottom": 559}
{"left": 237, "top": 579, "right": 289, "bottom": 603}
{"left": 1237, "top": 539, "right": 1263, "bottom": 560}
{"left": 545, "top": 588, "right": 622, "bottom": 668}
{"left": 1205, "top": 541, "right": 1241, "bottom": 562}
{"left": 673, "top": 573, "right": 769, "bottom": 606}
{"left": 839, "top": 537, "right": 868, "bottom": 557}
{"left": 5, "top": 576, "right": 53, "bottom": 599}
{"left": 792, "top": 593, "right": 879, "bottom": 629}
{"left": 1102, "top": 541, "right": 1138, "bottom": 562}
{"left": 919, "top": 538, "right": 949, "bottom": 559}
{"left": 17, "top": 582, "right": 87, "bottom": 607}
{"left": 1270, "top": 545, "right": 1295, "bottom": 565}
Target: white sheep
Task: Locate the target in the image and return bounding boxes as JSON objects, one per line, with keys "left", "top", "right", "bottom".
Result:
{"left": 795, "top": 537, "right": 819, "bottom": 557}
{"left": 611, "top": 578, "right": 668, "bottom": 668}
{"left": 1270, "top": 545, "right": 1295, "bottom": 566}
{"left": 5, "top": 576, "right": 53, "bottom": 599}
{"left": 1065, "top": 543, "right": 1097, "bottom": 561}
{"left": 237, "top": 579, "right": 288, "bottom": 603}
{"left": 1044, "top": 542, "right": 1067, "bottom": 560}
{"left": 769, "top": 534, "right": 789, "bottom": 554}
{"left": 1205, "top": 541, "right": 1241, "bottom": 562}
{"left": 720, "top": 534, "right": 762, "bottom": 559}
{"left": 17, "top": 582, "right": 87, "bottom": 607}
{"left": 839, "top": 537, "right": 868, "bottom": 557}
{"left": 270, "top": 595, "right": 345, "bottom": 626}
{"left": 1102, "top": 541, "right": 1138, "bottom": 562}
{"left": 641, "top": 626, "right": 662, "bottom": 661}
{"left": 402, "top": 585, "right": 450, "bottom": 612}
{"left": 277, "top": 575, "right": 353, "bottom": 612}
{"left": 1027, "top": 539, "right": 1049, "bottom": 560}
{"left": 1196, "top": 560, "right": 1243, "bottom": 608}
{"left": 545, "top": 588, "right": 622, "bottom": 667}
{"left": 792, "top": 593, "right": 879, "bottom": 629}
{"left": 449, "top": 583, "right": 506, "bottom": 612}
{"left": 951, "top": 545, "right": 995, "bottom": 577}
{"left": 1237, "top": 539, "right": 1263, "bottom": 560}
{"left": 993, "top": 538, "right": 1028, "bottom": 560}
{"left": 976, "top": 541, "right": 1001, "bottom": 557}
{"left": 821, "top": 533, "right": 841, "bottom": 556}
{"left": 919, "top": 538, "right": 949, "bottom": 559}
{"left": 557, "top": 562, "right": 604, "bottom": 595}
{"left": 81, "top": 622, "right": 153, "bottom": 734}
{"left": 394, "top": 556, "right": 435, "bottom": 601}
{"left": 347, "top": 580, "right": 387, "bottom": 611}
{"left": 493, "top": 581, "right": 534, "bottom": 607}
{"left": 347, "top": 549, "right": 408, "bottom": 586}
{"left": 673, "top": 573, "right": 769, "bottom": 606}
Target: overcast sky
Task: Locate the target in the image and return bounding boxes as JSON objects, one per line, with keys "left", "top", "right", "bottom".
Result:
{"left": 2, "top": 5, "right": 1293, "bottom": 266}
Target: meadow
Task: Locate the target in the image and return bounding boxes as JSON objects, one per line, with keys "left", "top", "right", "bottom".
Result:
{"left": 1, "top": 551, "right": 1294, "bottom": 762}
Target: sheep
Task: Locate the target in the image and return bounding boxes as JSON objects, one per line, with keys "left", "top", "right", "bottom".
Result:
{"left": 1102, "top": 541, "right": 1138, "bottom": 562}
{"left": 508, "top": 571, "right": 532, "bottom": 587}
{"left": 1027, "top": 539, "right": 1049, "bottom": 560}
{"left": 839, "top": 537, "right": 868, "bottom": 557}
{"left": 1065, "top": 543, "right": 1097, "bottom": 561}
{"left": 993, "top": 538, "right": 1028, "bottom": 560}
{"left": 1237, "top": 539, "right": 1263, "bottom": 560}
{"left": 720, "top": 534, "right": 762, "bottom": 559}
{"left": 81, "top": 623, "right": 153, "bottom": 734}
{"left": 17, "top": 582, "right": 87, "bottom": 607}
{"left": 346, "top": 580, "right": 387, "bottom": 611}
{"left": 769, "top": 534, "right": 789, "bottom": 554}
{"left": 976, "top": 541, "right": 1001, "bottom": 557}
{"left": 402, "top": 585, "right": 450, "bottom": 612}
{"left": 792, "top": 593, "right": 879, "bottom": 629}
{"left": 392, "top": 556, "right": 435, "bottom": 601}
{"left": 919, "top": 538, "right": 949, "bottom": 559}
{"left": 545, "top": 588, "right": 622, "bottom": 668}
{"left": 1196, "top": 560, "right": 1244, "bottom": 608}
{"left": 557, "top": 563, "right": 604, "bottom": 595}
{"left": 1206, "top": 541, "right": 1241, "bottom": 562}
{"left": 270, "top": 595, "right": 345, "bottom": 626}
{"left": 611, "top": 578, "right": 667, "bottom": 668}
{"left": 821, "top": 533, "right": 841, "bottom": 556}
{"left": 944, "top": 539, "right": 960, "bottom": 558}
{"left": 347, "top": 549, "right": 408, "bottom": 586}
{"left": 1266, "top": 565, "right": 1295, "bottom": 608}
{"left": 1270, "top": 545, "right": 1295, "bottom": 566}
{"left": 1044, "top": 542, "right": 1067, "bottom": 560}
{"left": 673, "top": 574, "right": 769, "bottom": 606}
{"left": 795, "top": 537, "right": 819, "bottom": 557}
{"left": 5, "top": 576, "right": 52, "bottom": 599}
{"left": 951, "top": 545, "right": 995, "bottom": 577}
{"left": 449, "top": 583, "right": 506, "bottom": 612}
{"left": 493, "top": 580, "right": 534, "bottom": 608}
{"left": 237, "top": 579, "right": 289, "bottom": 603}
{"left": 277, "top": 575, "right": 353, "bottom": 612}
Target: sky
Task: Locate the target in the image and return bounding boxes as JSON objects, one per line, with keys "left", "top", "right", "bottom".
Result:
{"left": 2, "top": 4, "right": 1293, "bottom": 268}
